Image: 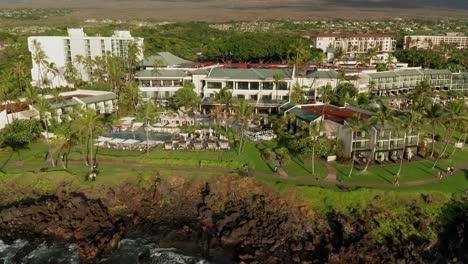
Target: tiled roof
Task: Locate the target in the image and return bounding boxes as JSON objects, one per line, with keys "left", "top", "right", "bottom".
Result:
{"left": 367, "top": 72, "right": 399, "bottom": 78}
{"left": 192, "top": 68, "right": 210, "bottom": 75}
{"left": 140, "top": 52, "right": 192, "bottom": 67}
{"left": 207, "top": 68, "right": 293, "bottom": 80}
{"left": 288, "top": 107, "right": 320, "bottom": 122}
{"left": 49, "top": 99, "right": 79, "bottom": 109}
{"left": 394, "top": 70, "right": 423, "bottom": 76}
{"left": 301, "top": 105, "right": 371, "bottom": 124}
{"left": 79, "top": 93, "right": 116, "bottom": 104}
{"left": 307, "top": 70, "right": 339, "bottom": 79}
{"left": 419, "top": 69, "right": 452, "bottom": 75}
{"left": 452, "top": 72, "right": 468, "bottom": 79}
{"left": 136, "top": 69, "right": 187, "bottom": 78}
{"left": 280, "top": 102, "right": 295, "bottom": 111}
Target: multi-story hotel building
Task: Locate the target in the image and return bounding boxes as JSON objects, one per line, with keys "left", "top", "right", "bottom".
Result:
{"left": 298, "top": 33, "right": 396, "bottom": 54}
{"left": 404, "top": 35, "right": 468, "bottom": 49}
{"left": 28, "top": 28, "right": 144, "bottom": 88}
{"left": 365, "top": 69, "right": 454, "bottom": 96}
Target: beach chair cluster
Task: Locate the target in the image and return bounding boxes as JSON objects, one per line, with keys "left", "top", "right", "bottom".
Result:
{"left": 245, "top": 130, "right": 277, "bottom": 142}
{"left": 164, "top": 129, "right": 230, "bottom": 151}
{"left": 96, "top": 136, "right": 162, "bottom": 152}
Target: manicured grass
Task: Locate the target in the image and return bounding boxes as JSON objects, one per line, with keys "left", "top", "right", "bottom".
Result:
{"left": 0, "top": 141, "right": 52, "bottom": 166}
{"left": 334, "top": 146, "right": 466, "bottom": 183}
{"left": 282, "top": 155, "right": 328, "bottom": 179}
{"left": 395, "top": 171, "right": 467, "bottom": 193}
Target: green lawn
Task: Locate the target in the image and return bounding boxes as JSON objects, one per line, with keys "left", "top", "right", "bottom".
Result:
{"left": 282, "top": 155, "right": 328, "bottom": 179}
{"left": 0, "top": 141, "right": 52, "bottom": 166}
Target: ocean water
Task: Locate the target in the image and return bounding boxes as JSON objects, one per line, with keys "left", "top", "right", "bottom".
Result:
{"left": 0, "top": 238, "right": 208, "bottom": 264}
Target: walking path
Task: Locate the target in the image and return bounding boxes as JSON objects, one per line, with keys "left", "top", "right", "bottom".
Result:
{"left": 3, "top": 157, "right": 467, "bottom": 189}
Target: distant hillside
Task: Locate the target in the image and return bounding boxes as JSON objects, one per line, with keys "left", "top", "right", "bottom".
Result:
{"left": 0, "top": 0, "right": 466, "bottom": 21}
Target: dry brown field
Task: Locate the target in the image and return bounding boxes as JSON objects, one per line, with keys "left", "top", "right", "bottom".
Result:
{"left": 0, "top": 0, "right": 467, "bottom": 21}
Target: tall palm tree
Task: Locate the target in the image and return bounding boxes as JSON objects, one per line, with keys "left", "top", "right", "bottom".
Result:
{"left": 432, "top": 100, "right": 466, "bottom": 169}
{"left": 70, "top": 108, "right": 89, "bottom": 166}
{"left": 319, "top": 84, "right": 334, "bottom": 125}
{"left": 45, "top": 62, "right": 59, "bottom": 88}
{"left": 306, "top": 121, "right": 322, "bottom": 176}
{"left": 290, "top": 82, "right": 306, "bottom": 105}
{"left": 139, "top": 101, "right": 157, "bottom": 155}
{"left": 235, "top": 99, "right": 253, "bottom": 156}
{"left": 12, "top": 61, "right": 28, "bottom": 93}
{"left": 36, "top": 97, "right": 55, "bottom": 167}
{"left": 31, "top": 40, "right": 48, "bottom": 88}
{"left": 74, "top": 54, "right": 85, "bottom": 80}
{"left": 346, "top": 113, "right": 366, "bottom": 177}
{"left": 121, "top": 81, "right": 142, "bottom": 114}
{"left": 424, "top": 103, "right": 444, "bottom": 158}
{"left": 84, "top": 108, "right": 99, "bottom": 170}
{"left": 23, "top": 86, "right": 39, "bottom": 106}
{"left": 409, "top": 80, "right": 432, "bottom": 112}
{"left": 395, "top": 112, "right": 422, "bottom": 177}
{"left": 365, "top": 101, "right": 395, "bottom": 172}
{"left": 273, "top": 73, "right": 285, "bottom": 105}
{"left": 214, "top": 86, "right": 236, "bottom": 117}
{"left": 173, "top": 82, "right": 201, "bottom": 111}
{"left": 126, "top": 41, "right": 141, "bottom": 79}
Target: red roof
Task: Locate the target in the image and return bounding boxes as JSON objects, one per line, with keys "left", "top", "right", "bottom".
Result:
{"left": 296, "top": 33, "right": 394, "bottom": 38}
{"left": 1, "top": 103, "right": 29, "bottom": 114}
{"left": 302, "top": 105, "right": 370, "bottom": 123}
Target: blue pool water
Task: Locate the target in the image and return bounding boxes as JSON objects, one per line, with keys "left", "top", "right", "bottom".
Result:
{"left": 111, "top": 132, "right": 172, "bottom": 142}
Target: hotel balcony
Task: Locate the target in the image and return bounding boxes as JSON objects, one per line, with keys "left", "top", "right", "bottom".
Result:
{"left": 352, "top": 141, "right": 371, "bottom": 151}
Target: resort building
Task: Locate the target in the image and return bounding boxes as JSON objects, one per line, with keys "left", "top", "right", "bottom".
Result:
{"left": 298, "top": 33, "right": 396, "bottom": 54}
{"left": 284, "top": 103, "right": 420, "bottom": 163}
{"left": 37, "top": 90, "right": 117, "bottom": 122}
{"left": 198, "top": 67, "right": 294, "bottom": 109}
{"left": 451, "top": 72, "right": 468, "bottom": 92}
{"left": 404, "top": 35, "right": 468, "bottom": 49}
{"left": 139, "top": 52, "right": 193, "bottom": 70}
{"left": 28, "top": 28, "right": 144, "bottom": 88}
{"left": 0, "top": 103, "right": 39, "bottom": 130}
{"left": 365, "top": 69, "right": 454, "bottom": 96}
{"left": 295, "top": 69, "right": 340, "bottom": 100}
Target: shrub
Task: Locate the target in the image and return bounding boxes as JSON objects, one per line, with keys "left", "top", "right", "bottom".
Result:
{"left": 262, "top": 148, "right": 273, "bottom": 160}
{"left": 275, "top": 147, "right": 291, "bottom": 165}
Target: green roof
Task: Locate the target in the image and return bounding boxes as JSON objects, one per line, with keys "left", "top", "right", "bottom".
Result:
{"left": 136, "top": 69, "right": 187, "bottom": 78}
{"left": 307, "top": 70, "right": 339, "bottom": 79}
{"left": 394, "top": 70, "right": 422, "bottom": 76}
{"left": 192, "top": 68, "right": 210, "bottom": 75}
{"left": 367, "top": 72, "right": 399, "bottom": 78}
{"left": 79, "top": 93, "right": 116, "bottom": 104}
{"left": 452, "top": 72, "right": 468, "bottom": 80}
{"left": 207, "top": 68, "right": 293, "bottom": 80}
{"left": 288, "top": 107, "right": 320, "bottom": 122}
{"left": 140, "top": 52, "right": 193, "bottom": 67}
{"left": 49, "top": 99, "right": 78, "bottom": 109}
{"left": 280, "top": 102, "right": 295, "bottom": 111}
{"left": 419, "top": 69, "right": 452, "bottom": 75}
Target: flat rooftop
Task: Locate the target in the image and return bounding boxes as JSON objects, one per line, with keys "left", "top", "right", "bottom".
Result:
{"left": 301, "top": 105, "right": 371, "bottom": 124}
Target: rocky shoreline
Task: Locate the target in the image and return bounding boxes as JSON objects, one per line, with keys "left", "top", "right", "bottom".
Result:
{"left": 0, "top": 175, "right": 466, "bottom": 263}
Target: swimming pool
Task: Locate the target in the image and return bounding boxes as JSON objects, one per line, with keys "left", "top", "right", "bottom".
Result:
{"left": 111, "top": 131, "right": 171, "bottom": 142}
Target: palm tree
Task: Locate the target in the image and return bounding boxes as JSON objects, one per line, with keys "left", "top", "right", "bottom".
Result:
{"left": 319, "top": 84, "right": 334, "bottom": 125}
{"left": 424, "top": 103, "right": 444, "bottom": 158}
{"left": 74, "top": 54, "right": 85, "bottom": 80}
{"left": 346, "top": 113, "right": 366, "bottom": 177}
{"left": 139, "top": 101, "right": 157, "bottom": 155}
{"left": 364, "top": 101, "right": 395, "bottom": 172}
{"left": 409, "top": 80, "right": 432, "bottom": 112}
{"left": 386, "top": 53, "right": 396, "bottom": 70}
{"left": 235, "top": 99, "right": 253, "bottom": 155}
{"left": 31, "top": 40, "right": 48, "bottom": 88}
{"left": 432, "top": 100, "right": 466, "bottom": 169}
{"left": 173, "top": 82, "right": 201, "bottom": 111}
{"left": 366, "top": 48, "right": 378, "bottom": 65}
{"left": 214, "top": 86, "right": 236, "bottom": 118}
{"left": 70, "top": 108, "right": 89, "bottom": 166}
{"left": 36, "top": 97, "right": 55, "bottom": 167}
{"left": 290, "top": 82, "right": 306, "bottom": 104}
{"left": 306, "top": 121, "right": 322, "bottom": 176}
{"left": 121, "top": 81, "right": 142, "bottom": 114}
{"left": 45, "top": 62, "right": 59, "bottom": 88}
{"left": 273, "top": 73, "right": 285, "bottom": 105}
{"left": 84, "top": 108, "right": 99, "bottom": 170}
{"left": 126, "top": 41, "right": 141, "bottom": 78}
{"left": 333, "top": 47, "right": 345, "bottom": 65}
{"left": 395, "top": 112, "right": 422, "bottom": 177}
{"left": 12, "top": 61, "right": 28, "bottom": 93}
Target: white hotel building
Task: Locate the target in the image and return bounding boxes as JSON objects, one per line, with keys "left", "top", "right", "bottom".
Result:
{"left": 404, "top": 35, "right": 468, "bottom": 49}
{"left": 28, "top": 28, "right": 144, "bottom": 88}
{"left": 298, "top": 33, "right": 396, "bottom": 54}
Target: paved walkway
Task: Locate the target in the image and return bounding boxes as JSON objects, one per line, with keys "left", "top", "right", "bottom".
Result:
{"left": 3, "top": 157, "right": 467, "bottom": 189}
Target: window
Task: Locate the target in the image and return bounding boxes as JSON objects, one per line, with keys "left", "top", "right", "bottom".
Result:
{"left": 238, "top": 82, "right": 249, "bottom": 90}
{"left": 250, "top": 82, "right": 259, "bottom": 90}
{"left": 207, "top": 82, "right": 222, "bottom": 89}
{"left": 226, "top": 81, "right": 234, "bottom": 89}
{"left": 263, "top": 82, "right": 273, "bottom": 90}
{"left": 163, "top": 80, "right": 172, "bottom": 86}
